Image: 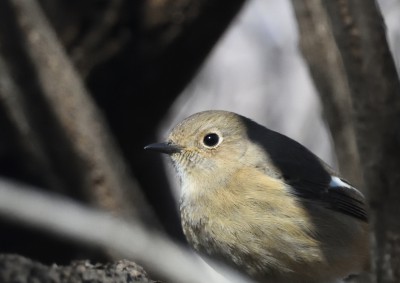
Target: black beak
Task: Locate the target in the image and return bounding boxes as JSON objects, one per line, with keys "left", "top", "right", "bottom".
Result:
{"left": 144, "top": 142, "right": 182, "bottom": 154}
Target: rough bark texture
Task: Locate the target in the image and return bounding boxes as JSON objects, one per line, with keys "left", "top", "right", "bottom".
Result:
{"left": 0, "top": 254, "right": 156, "bottom": 283}
{"left": 292, "top": 1, "right": 400, "bottom": 282}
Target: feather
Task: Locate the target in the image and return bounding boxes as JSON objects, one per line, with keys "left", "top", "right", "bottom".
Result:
{"left": 242, "top": 117, "right": 368, "bottom": 222}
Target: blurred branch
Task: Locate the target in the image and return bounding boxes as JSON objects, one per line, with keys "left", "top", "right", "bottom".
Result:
{"left": 70, "top": 0, "right": 128, "bottom": 77}
{"left": 0, "top": 54, "right": 65, "bottom": 190}
{"left": 291, "top": 0, "right": 364, "bottom": 188}
{"left": 0, "top": 178, "right": 249, "bottom": 283}
{"left": 321, "top": 1, "right": 400, "bottom": 282}
{"left": 0, "top": 0, "right": 156, "bottom": 223}
{"left": 292, "top": 1, "right": 400, "bottom": 282}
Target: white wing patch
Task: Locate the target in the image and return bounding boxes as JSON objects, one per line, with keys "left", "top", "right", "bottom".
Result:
{"left": 329, "top": 176, "right": 352, "bottom": 189}
{"left": 329, "top": 176, "right": 366, "bottom": 200}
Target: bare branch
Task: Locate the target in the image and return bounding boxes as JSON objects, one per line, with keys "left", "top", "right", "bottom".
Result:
{"left": 0, "top": 178, "right": 250, "bottom": 283}
{"left": 0, "top": 54, "right": 66, "bottom": 191}
{"left": 292, "top": 0, "right": 400, "bottom": 281}
{"left": 0, "top": 0, "right": 156, "bottom": 223}
{"left": 291, "top": 0, "right": 364, "bottom": 188}
{"left": 70, "top": 0, "right": 127, "bottom": 77}
{"left": 320, "top": 1, "right": 400, "bottom": 281}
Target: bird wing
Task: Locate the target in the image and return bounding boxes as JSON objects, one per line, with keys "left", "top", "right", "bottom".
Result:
{"left": 287, "top": 174, "right": 368, "bottom": 222}
{"left": 243, "top": 118, "right": 368, "bottom": 222}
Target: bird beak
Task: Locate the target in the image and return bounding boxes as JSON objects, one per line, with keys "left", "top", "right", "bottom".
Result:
{"left": 144, "top": 142, "right": 182, "bottom": 154}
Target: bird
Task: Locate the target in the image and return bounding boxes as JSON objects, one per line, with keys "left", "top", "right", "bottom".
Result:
{"left": 145, "top": 110, "right": 369, "bottom": 283}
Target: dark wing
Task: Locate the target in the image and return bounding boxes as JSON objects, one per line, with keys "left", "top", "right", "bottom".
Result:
{"left": 320, "top": 178, "right": 368, "bottom": 221}
{"left": 242, "top": 117, "right": 368, "bottom": 222}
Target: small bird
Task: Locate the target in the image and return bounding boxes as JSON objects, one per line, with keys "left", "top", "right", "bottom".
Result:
{"left": 145, "top": 110, "right": 369, "bottom": 283}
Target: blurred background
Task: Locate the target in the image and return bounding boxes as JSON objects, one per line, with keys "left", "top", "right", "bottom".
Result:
{"left": 0, "top": 0, "right": 399, "bottom": 281}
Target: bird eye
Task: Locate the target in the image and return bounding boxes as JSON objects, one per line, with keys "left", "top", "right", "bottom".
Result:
{"left": 203, "top": 133, "right": 221, "bottom": 148}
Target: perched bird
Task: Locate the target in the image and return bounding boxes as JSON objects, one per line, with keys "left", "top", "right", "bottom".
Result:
{"left": 145, "top": 110, "right": 369, "bottom": 283}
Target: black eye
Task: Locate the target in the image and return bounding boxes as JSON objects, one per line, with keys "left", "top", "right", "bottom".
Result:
{"left": 203, "top": 133, "right": 220, "bottom": 148}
